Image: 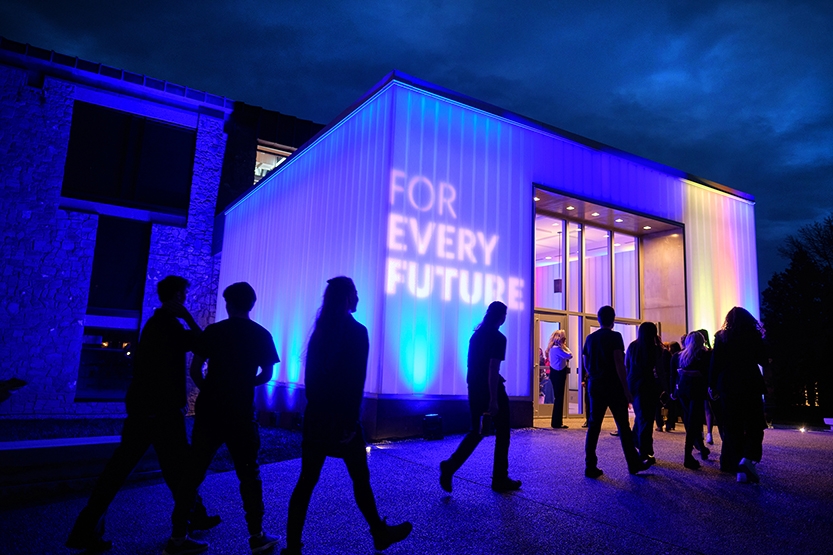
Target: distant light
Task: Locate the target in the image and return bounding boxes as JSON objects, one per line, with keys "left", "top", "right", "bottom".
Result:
{"left": 643, "top": 225, "right": 652, "bottom": 230}
{"left": 591, "top": 212, "right": 600, "bottom": 217}
{"left": 566, "top": 206, "right": 575, "bottom": 211}
{"left": 533, "top": 196, "right": 540, "bottom": 202}
{"left": 615, "top": 218, "right": 624, "bottom": 223}
{"left": 366, "top": 446, "right": 372, "bottom": 453}
{"left": 126, "top": 351, "right": 131, "bottom": 356}
{"left": 799, "top": 427, "right": 806, "bottom": 433}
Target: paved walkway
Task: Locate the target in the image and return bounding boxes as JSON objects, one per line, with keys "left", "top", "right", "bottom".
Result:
{"left": 2, "top": 420, "right": 832, "bottom": 555}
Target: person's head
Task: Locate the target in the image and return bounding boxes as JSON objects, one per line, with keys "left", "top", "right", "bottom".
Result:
{"left": 680, "top": 330, "right": 706, "bottom": 368}
{"left": 668, "top": 341, "right": 682, "bottom": 355}
{"left": 157, "top": 275, "right": 189, "bottom": 303}
{"left": 695, "top": 329, "right": 712, "bottom": 349}
{"left": 597, "top": 306, "right": 615, "bottom": 328}
{"left": 721, "top": 306, "right": 764, "bottom": 341}
{"left": 320, "top": 276, "right": 358, "bottom": 316}
{"left": 223, "top": 282, "right": 257, "bottom": 314}
{"left": 479, "top": 301, "right": 507, "bottom": 330}
{"left": 547, "top": 329, "right": 566, "bottom": 351}
{"left": 637, "top": 321, "right": 658, "bottom": 344}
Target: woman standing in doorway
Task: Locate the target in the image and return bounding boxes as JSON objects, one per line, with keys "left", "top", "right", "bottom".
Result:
{"left": 547, "top": 330, "right": 573, "bottom": 429}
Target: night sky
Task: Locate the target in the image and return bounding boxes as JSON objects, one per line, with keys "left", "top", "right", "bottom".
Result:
{"left": 3, "top": 0, "right": 831, "bottom": 296}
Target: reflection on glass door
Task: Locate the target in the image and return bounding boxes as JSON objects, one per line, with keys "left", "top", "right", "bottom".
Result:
{"left": 534, "top": 314, "right": 567, "bottom": 418}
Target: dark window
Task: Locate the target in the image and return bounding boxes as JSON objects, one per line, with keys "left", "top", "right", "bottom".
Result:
{"left": 62, "top": 101, "right": 196, "bottom": 215}
{"left": 87, "top": 216, "right": 151, "bottom": 314}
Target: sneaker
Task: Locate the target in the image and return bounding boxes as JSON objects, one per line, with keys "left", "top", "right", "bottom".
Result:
{"left": 584, "top": 467, "right": 604, "bottom": 478}
{"left": 699, "top": 445, "right": 711, "bottom": 461}
{"left": 706, "top": 433, "right": 714, "bottom": 445}
{"left": 189, "top": 513, "right": 221, "bottom": 532}
{"left": 372, "top": 519, "right": 413, "bottom": 551}
{"left": 66, "top": 510, "right": 112, "bottom": 552}
{"left": 737, "top": 471, "right": 748, "bottom": 483}
{"left": 739, "top": 458, "right": 760, "bottom": 483}
{"left": 162, "top": 537, "right": 208, "bottom": 555}
{"left": 439, "top": 460, "right": 453, "bottom": 493}
{"left": 628, "top": 459, "right": 650, "bottom": 474}
{"left": 655, "top": 427, "right": 664, "bottom": 432}
{"left": 610, "top": 430, "right": 619, "bottom": 437}
{"left": 644, "top": 455, "right": 657, "bottom": 466}
{"left": 581, "top": 421, "right": 588, "bottom": 428}
{"left": 491, "top": 477, "right": 522, "bottom": 492}
{"left": 684, "top": 456, "right": 701, "bottom": 470}
{"left": 249, "top": 532, "right": 281, "bottom": 554}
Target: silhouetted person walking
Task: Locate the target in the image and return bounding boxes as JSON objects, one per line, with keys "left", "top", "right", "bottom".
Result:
{"left": 440, "top": 301, "right": 522, "bottom": 493}
{"left": 674, "top": 331, "right": 711, "bottom": 469}
{"left": 282, "top": 277, "right": 412, "bottom": 555}
{"left": 66, "top": 276, "right": 219, "bottom": 552}
{"left": 167, "top": 282, "right": 280, "bottom": 555}
{"left": 709, "top": 307, "right": 768, "bottom": 483}
{"left": 583, "top": 306, "right": 649, "bottom": 478}
{"left": 626, "top": 321, "right": 663, "bottom": 465}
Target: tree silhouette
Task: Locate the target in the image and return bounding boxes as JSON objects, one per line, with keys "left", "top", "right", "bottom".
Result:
{"left": 761, "top": 214, "right": 833, "bottom": 414}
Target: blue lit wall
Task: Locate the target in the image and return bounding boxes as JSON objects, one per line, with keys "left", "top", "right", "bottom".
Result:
{"left": 221, "top": 73, "right": 758, "bottom": 406}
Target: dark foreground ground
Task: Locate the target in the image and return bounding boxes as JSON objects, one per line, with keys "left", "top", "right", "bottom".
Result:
{"left": 2, "top": 419, "right": 832, "bottom": 555}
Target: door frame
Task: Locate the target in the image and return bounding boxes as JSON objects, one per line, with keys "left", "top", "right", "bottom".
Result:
{"left": 533, "top": 312, "right": 568, "bottom": 419}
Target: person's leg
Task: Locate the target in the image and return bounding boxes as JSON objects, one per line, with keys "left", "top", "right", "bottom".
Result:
{"left": 608, "top": 392, "right": 641, "bottom": 470}
{"left": 171, "top": 416, "right": 222, "bottom": 538}
{"left": 224, "top": 418, "right": 264, "bottom": 537}
{"left": 719, "top": 398, "right": 742, "bottom": 473}
{"left": 68, "top": 416, "right": 151, "bottom": 548}
{"left": 680, "top": 396, "right": 700, "bottom": 468}
{"left": 584, "top": 384, "right": 607, "bottom": 471}
{"left": 341, "top": 434, "right": 382, "bottom": 530}
{"left": 550, "top": 371, "right": 567, "bottom": 427}
{"left": 630, "top": 393, "right": 644, "bottom": 457}
{"left": 443, "top": 390, "right": 486, "bottom": 474}
{"left": 492, "top": 385, "right": 511, "bottom": 481}
{"left": 639, "top": 390, "right": 657, "bottom": 457}
{"left": 285, "top": 444, "right": 327, "bottom": 550}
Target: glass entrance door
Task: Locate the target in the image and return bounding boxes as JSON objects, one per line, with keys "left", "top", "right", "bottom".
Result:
{"left": 534, "top": 314, "right": 567, "bottom": 419}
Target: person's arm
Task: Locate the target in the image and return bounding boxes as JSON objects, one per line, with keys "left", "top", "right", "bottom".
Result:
{"left": 254, "top": 364, "right": 273, "bottom": 386}
{"left": 190, "top": 355, "right": 207, "bottom": 389}
{"left": 163, "top": 301, "right": 202, "bottom": 333}
{"left": 615, "top": 349, "right": 632, "bottom": 402}
{"left": 488, "top": 358, "right": 501, "bottom": 415}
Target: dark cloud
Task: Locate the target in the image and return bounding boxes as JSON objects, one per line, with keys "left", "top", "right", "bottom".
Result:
{"left": 2, "top": 0, "right": 831, "bottom": 294}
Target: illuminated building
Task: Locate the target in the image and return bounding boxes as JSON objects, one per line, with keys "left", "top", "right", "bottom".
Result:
{"left": 221, "top": 72, "right": 758, "bottom": 438}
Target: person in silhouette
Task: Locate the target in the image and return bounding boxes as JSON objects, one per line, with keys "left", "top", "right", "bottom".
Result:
{"left": 709, "top": 307, "right": 768, "bottom": 483}
{"left": 440, "top": 301, "right": 522, "bottom": 493}
{"left": 674, "top": 331, "right": 711, "bottom": 469}
{"left": 167, "top": 282, "right": 280, "bottom": 555}
{"left": 66, "top": 276, "right": 219, "bottom": 552}
{"left": 546, "top": 329, "right": 573, "bottom": 428}
{"left": 626, "top": 321, "right": 663, "bottom": 465}
{"left": 282, "top": 277, "right": 412, "bottom": 555}
{"left": 583, "top": 306, "right": 650, "bottom": 478}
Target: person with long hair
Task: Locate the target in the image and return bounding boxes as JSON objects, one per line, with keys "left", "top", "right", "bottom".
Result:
{"left": 625, "top": 321, "right": 664, "bottom": 465}
{"left": 696, "top": 329, "right": 721, "bottom": 445}
{"left": 674, "top": 331, "right": 711, "bottom": 469}
{"left": 546, "top": 329, "right": 573, "bottom": 428}
{"left": 709, "top": 307, "right": 768, "bottom": 483}
{"left": 440, "top": 301, "right": 522, "bottom": 493}
{"left": 663, "top": 341, "right": 683, "bottom": 432}
{"left": 282, "top": 277, "right": 412, "bottom": 554}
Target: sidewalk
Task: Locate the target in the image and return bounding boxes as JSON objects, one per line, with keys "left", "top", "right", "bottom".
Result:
{"left": 2, "top": 421, "right": 832, "bottom": 555}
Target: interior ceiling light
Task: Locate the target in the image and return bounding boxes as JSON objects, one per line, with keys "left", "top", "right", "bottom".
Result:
{"left": 614, "top": 243, "right": 621, "bottom": 247}
{"left": 615, "top": 218, "right": 624, "bottom": 223}
{"left": 591, "top": 212, "right": 600, "bottom": 217}
{"left": 643, "top": 225, "right": 652, "bottom": 230}
{"left": 566, "top": 205, "right": 575, "bottom": 210}
{"left": 545, "top": 256, "right": 552, "bottom": 260}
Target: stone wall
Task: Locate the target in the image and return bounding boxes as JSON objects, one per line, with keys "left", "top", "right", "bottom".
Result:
{"left": 0, "top": 64, "right": 227, "bottom": 417}
{"left": 0, "top": 67, "right": 120, "bottom": 415}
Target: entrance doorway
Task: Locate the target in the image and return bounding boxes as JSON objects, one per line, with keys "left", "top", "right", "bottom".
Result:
{"left": 534, "top": 313, "right": 567, "bottom": 419}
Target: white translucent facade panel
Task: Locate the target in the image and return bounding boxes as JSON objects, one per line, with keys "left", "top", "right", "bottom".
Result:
{"left": 219, "top": 89, "right": 395, "bottom": 393}
{"left": 383, "top": 87, "right": 533, "bottom": 397}
{"left": 613, "top": 233, "right": 638, "bottom": 319}
{"left": 684, "top": 181, "right": 759, "bottom": 335}
{"left": 584, "top": 225, "right": 611, "bottom": 314}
